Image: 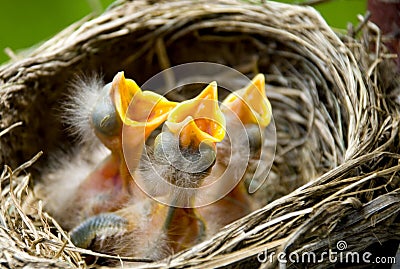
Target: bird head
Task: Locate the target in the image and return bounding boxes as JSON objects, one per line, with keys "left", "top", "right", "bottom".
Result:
{"left": 221, "top": 74, "right": 272, "bottom": 154}
{"left": 111, "top": 72, "right": 178, "bottom": 174}
{"left": 165, "top": 81, "right": 225, "bottom": 149}
{"left": 90, "top": 81, "right": 122, "bottom": 151}
{"left": 91, "top": 71, "right": 177, "bottom": 152}
{"left": 222, "top": 74, "right": 271, "bottom": 127}
{"left": 153, "top": 82, "right": 226, "bottom": 185}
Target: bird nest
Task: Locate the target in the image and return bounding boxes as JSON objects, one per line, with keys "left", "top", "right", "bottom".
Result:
{"left": 1, "top": 0, "right": 399, "bottom": 268}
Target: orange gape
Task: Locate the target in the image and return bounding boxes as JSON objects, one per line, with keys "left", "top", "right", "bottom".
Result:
{"left": 165, "top": 81, "right": 226, "bottom": 148}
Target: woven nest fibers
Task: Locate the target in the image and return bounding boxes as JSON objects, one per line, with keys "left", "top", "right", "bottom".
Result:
{"left": 1, "top": 0, "right": 400, "bottom": 268}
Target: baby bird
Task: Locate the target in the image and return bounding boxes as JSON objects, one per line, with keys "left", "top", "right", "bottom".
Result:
{"left": 219, "top": 74, "right": 271, "bottom": 182}
{"left": 43, "top": 72, "right": 176, "bottom": 229}
{"left": 70, "top": 82, "right": 226, "bottom": 260}
{"left": 149, "top": 81, "right": 226, "bottom": 249}
{"left": 198, "top": 74, "right": 272, "bottom": 234}
{"left": 146, "top": 81, "right": 226, "bottom": 203}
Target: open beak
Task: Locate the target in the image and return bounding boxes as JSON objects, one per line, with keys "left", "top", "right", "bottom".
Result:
{"left": 222, "top": 74, "right": 272, "bottom": 127}
{"left": 165, "top": 82, "right": 226, "bottom": 148}
{"left": 111, "top": 71, "right": 177, "bottom": 138}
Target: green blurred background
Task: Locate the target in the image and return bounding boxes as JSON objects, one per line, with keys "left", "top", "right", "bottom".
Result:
{"left": 0, "top": 0, "right": 365, "bottom": 64}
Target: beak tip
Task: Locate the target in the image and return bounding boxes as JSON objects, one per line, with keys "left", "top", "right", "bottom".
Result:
{"left": 113, "top": 71, "right": 125, "bottom": 84}
{"left": 254, "top": 73, "right": 265, "bottom": 82}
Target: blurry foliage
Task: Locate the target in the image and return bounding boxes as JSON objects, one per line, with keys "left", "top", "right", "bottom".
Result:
{"left": 0, "top": 0, "right": 114, "bottom": 64}
{"left": 279, "top": 0, "right": 365, "bottom": 30}
{"left": 0, "top": 0, "right": 365, "bottom": 64}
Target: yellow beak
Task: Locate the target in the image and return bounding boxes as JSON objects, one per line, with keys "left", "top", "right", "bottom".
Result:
{"left": 222, "top": 74, "right": 272, "bottom": 127}
{"left": 111, "top": 71, "right": 177, "bottom": 137}
{"left": 165, "top": 81, "right": 226, "bottom": 148}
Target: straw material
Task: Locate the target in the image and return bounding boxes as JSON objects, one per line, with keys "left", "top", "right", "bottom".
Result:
{"left": 0, "top": 0, "right": 399, "bottom": 268}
